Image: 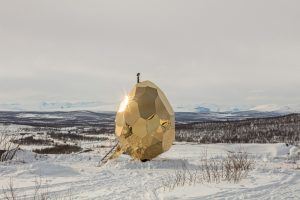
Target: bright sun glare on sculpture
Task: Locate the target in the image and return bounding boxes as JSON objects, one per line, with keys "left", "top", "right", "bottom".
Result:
{"left": 118, "top": 95, "right": 129, "bottom": 112}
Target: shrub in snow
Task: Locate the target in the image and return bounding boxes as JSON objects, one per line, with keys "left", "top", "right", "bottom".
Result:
{"left": 0, "top": 134, "right": 20, "bottom": 162}
{"left": 2, "top": 177, "right": 73, "bottom": 199}
{"left": 0, "top": 148, "right": 19, "bottom": 162}
{"left": 161, "top": 151, "right": 254, "bottom": 191}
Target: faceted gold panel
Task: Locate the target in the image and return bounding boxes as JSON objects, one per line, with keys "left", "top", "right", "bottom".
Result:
{"left": 115, "top": 80, "right": 175, "bottom": 161}
{"left": 124, "top": 101, "right": 140, "bottom": 125}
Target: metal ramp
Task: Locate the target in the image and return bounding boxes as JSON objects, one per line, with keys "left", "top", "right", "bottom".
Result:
{"left": 97, "top": 142, "right": 119, "bottom": 167}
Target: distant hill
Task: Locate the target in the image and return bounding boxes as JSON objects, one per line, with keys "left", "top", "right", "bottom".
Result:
{"left": 0, "top": 111, "right": 299, "bottom": 144}
{"left": 1, "top": 102, "right": 300, "bottom": 113}
{"left": 0, "top": 110, "right": 285, "bottom": 127}
{"left": 176, "top": 113, "right": 300, "bottom": 144}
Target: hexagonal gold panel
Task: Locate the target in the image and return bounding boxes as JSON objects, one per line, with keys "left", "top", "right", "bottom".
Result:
{"left": 115, "top": 80, "right": 175, "bottom": 161}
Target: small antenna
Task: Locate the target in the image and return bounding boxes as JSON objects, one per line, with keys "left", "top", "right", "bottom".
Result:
{"left": 137, "top": 73, "right": 140, "bottom": 83}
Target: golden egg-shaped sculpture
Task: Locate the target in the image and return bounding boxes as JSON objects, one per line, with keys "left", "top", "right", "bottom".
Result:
{"left": 115, "top": 80, "right": 175, "bottom": 161}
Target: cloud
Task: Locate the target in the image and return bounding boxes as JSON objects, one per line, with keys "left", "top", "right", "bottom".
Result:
{"left": 0, "top": 0, "right": 299, "bottom": 107}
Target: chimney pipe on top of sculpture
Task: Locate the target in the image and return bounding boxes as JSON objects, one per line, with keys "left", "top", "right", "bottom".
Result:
{"left": 137, "top": 73, "right": 140, "bottom": 83}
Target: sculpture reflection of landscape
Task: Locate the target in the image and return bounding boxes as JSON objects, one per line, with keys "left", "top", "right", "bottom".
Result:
{"left": 115, "top": 80, "right": 175, "bottom": 161}
{"left": 118, "top": 95, "right": 129, "bottom": 112}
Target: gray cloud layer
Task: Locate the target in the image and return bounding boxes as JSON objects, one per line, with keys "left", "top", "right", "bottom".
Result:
{"left": 0, "top": 0, "right": 299, "bottom": 107}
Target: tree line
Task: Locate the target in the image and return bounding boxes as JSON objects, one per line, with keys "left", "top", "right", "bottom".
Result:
{"left": 175, "top": 114, "right": 300, "bottom": 144}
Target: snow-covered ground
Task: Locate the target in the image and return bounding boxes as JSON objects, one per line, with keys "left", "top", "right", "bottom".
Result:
{"left": 0, "top": 143, "right": 299, "bottom": 199}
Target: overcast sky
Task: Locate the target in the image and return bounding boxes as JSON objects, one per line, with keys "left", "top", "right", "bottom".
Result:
{"left": 0, "top": 0, "right": 299, "bottom": 107}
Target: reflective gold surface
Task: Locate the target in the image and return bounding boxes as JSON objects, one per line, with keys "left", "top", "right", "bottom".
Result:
{"left": 115, "top": 80, "right": 175, "bottom": 161}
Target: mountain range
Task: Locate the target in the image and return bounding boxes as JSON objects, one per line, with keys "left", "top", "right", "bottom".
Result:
{"left": 0, "top": 101, "right": 299, "bottom": 113}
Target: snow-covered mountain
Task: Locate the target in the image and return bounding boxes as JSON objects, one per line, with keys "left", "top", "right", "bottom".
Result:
{"left": 175, "top": 103, "right": 300, "bottom": 113}
{"left": 175, "top": 103, "right": 251, "bottom": 113}
{"left": 0, "top": 101, "right": 117, "bottom": 112}
{"left": 0, "top": 102, "right": 299, "bottom": 113}
{"left": 250, "top": 104, "right": 300, "bottom": 113}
